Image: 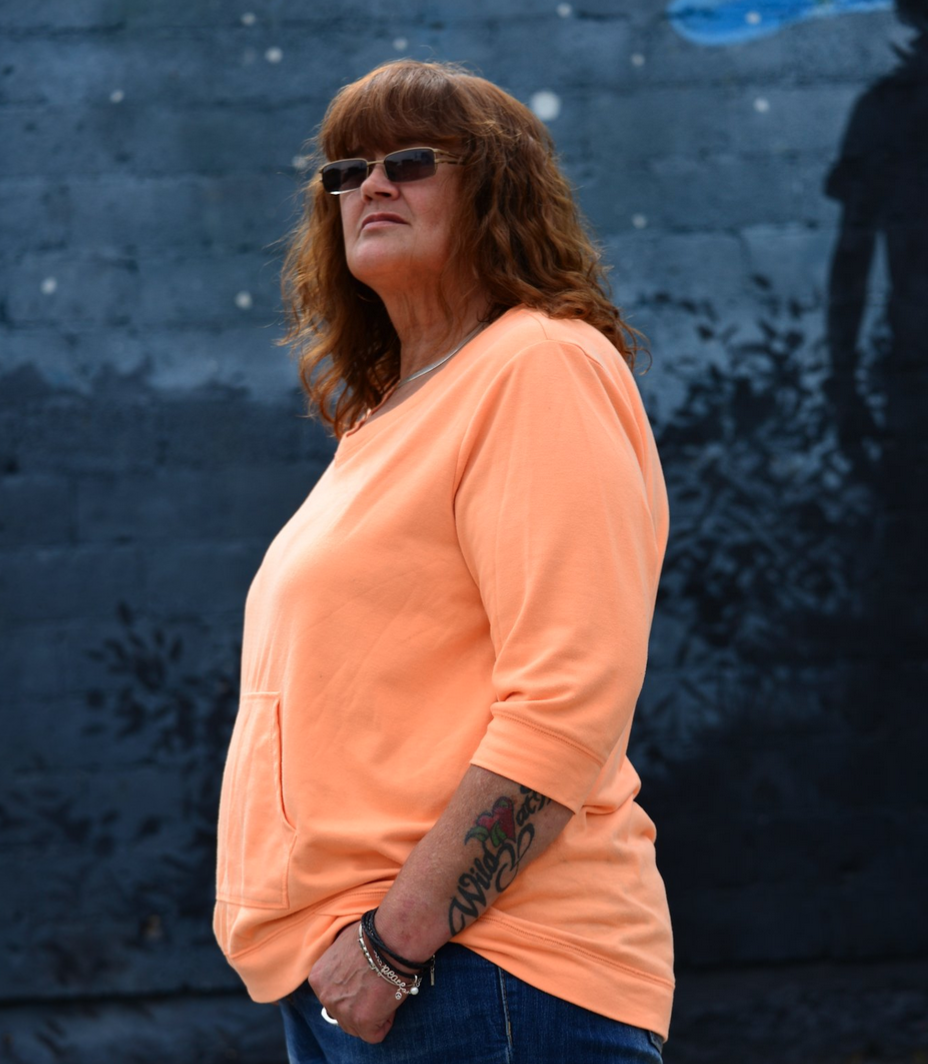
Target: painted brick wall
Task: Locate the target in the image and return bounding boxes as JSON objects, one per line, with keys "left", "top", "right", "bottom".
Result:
{"left": 1, "top": 2, "right": 926, "bottom": 1061}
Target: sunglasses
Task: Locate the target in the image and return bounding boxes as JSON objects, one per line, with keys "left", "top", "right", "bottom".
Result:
{"left": 319, "top": 147, "right": 463, "bottom": 195}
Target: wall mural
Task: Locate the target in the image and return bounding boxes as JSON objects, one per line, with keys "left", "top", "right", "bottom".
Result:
{"left": 3, "top": 4, "right": 927, "bottom": 1060}
{"left": 20, "top": 10, "right": 928, "bottom": 988}
{"left": 633, "top": 0, "right": 928, "bottom": 770}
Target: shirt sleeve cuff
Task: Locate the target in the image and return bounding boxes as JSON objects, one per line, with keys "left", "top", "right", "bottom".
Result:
{"left": 469, "top": 709, "right": 607, "bottom": 814}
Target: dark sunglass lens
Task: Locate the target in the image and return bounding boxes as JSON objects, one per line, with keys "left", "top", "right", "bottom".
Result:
{"left": 385, "top": 149, "right": 436, "bottom": 183}
{"left": 322, "top": 160, "right": 367, "bottom": 193}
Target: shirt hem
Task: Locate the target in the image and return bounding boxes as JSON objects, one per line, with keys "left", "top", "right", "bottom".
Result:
{"left": 218, "top": 892, "right": 674, "bottom": 1041}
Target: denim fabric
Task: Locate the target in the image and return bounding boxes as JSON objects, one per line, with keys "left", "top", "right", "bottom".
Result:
{"left": 279, "top": 943, "right": 664, "bottom": 1063}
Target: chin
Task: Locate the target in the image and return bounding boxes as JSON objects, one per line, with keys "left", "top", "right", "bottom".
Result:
{"left": 350, "top": 256, "right": 432, "bottom": 292}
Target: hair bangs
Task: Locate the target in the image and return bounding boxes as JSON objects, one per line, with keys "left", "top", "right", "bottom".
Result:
{"left": 321, "top": 62, "right": 469, "bottom": 161}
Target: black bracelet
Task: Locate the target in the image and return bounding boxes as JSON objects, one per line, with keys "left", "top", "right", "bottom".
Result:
{"left": 361, "top": 909, "right": 434, "bottom": 973}
{"left": 360, "top": 926, "right": 419, "bottom": 980}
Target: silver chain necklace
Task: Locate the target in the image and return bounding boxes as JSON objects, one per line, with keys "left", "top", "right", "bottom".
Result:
{"left": 393, "top": 321, "right": 487, "bottom": 392}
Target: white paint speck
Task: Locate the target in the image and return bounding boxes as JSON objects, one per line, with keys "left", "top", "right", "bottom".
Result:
{"left": 745, "top": 10, "right": 762, "bottom": 24}
{"left": 530, "top": 90, "right": 561, "bottom": 122}
{"left": 292, "top": 154, "right": 312, "bottom": 172}
{"left": 41, "top": 277, "right": 58, "bottom": 295}
{"left": 265, "top": 46, "right": 283, "bottom": 63}
{"left": 556, "top": 3, "right": 572, "bottom": 16}
{"left": 241, "top": 11, "right": 256, "bottom": 25}
{"left": 393, "top": 37, "right": 408, "bottom": 51}
{"left": 630, "top": 53, "right": 646, "bottom": 67}
{"left": 754, "top": 96, "right": 770, "bottom": 113}
{"left": 235, "top": 291, "right": 253, "bottom": 310}
{"left": 110, "top": 89, "right": 124, "bottom": 103}
{"left": 631, "top": 214, "right": 648, "bottom": 229}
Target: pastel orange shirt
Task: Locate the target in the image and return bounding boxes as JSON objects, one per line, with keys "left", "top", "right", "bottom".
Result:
{"left": 214, "top": 306, "right": 674, "bottom": 1039}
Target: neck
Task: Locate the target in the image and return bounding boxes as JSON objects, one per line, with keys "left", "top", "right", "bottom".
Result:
{"left": 381, "top": 288, "right": 489, "bottom": 381}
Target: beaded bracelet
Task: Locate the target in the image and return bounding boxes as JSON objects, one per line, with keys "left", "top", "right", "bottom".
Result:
{"left": 357, "top": 921, "right": 422, "bottom": 999}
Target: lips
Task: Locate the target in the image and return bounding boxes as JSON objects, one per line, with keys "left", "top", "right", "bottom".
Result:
{"left": 361, "top": 212, "right": 407, "bottom": 229}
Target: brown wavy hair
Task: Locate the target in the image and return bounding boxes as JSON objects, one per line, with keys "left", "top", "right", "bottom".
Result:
{"left": 277, "top": 59, "right": 646, "bottom": 438}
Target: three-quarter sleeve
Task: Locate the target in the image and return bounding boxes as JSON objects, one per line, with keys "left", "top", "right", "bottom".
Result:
{"left": 453, "top": 338, "right": 666, "bottom": 813}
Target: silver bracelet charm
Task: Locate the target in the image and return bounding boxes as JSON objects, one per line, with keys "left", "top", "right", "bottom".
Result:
{"left": 357, "top": 922, "right": 422, "bottom": 1000}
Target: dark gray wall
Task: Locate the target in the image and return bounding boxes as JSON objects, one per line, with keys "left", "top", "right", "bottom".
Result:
{"left": 1, "top": 2, "right": 926, "bottom": 1061}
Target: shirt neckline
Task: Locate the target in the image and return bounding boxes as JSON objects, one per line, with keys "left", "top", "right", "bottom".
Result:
{"left": 335, "top": 307, "right": 521, "bottom": 456}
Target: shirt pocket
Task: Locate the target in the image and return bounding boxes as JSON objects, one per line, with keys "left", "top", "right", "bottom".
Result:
{"left": 216, "top": 691, "right": 297, "bottom": 909}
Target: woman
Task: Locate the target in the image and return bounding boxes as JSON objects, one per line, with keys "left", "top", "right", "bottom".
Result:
{"left": 214, "top": 59, "right": 673, "bottom": 1062}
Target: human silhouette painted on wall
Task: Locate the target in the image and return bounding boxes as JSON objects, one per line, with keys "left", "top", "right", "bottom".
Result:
{"left": 825, "top": 0, "right": 928, "bottom": 651}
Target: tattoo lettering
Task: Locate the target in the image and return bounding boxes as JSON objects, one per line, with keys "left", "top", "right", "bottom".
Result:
{"left": 448, "top": 787, "right": 553, "bottom": 934}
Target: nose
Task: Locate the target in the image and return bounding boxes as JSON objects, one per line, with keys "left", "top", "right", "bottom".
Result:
{"left": 360, "top": 161, "right": 399, "bottom": 199}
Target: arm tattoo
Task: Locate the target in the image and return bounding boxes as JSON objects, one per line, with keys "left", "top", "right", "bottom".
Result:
{"left": 448, "top": 786, "right": 552, "bottom": 935}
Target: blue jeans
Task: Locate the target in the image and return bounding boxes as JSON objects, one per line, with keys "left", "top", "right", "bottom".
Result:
{"left": 279, "top": 942, "right": 665, "bottom": 1063}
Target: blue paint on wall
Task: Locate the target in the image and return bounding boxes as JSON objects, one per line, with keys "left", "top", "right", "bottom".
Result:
{"left": 667, "top": 0, "right": 891, "bottom": 45}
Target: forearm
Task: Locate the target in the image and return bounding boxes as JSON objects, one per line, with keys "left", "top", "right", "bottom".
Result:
{"left": 374, "top": 765, "right": 573, "bottom": 962}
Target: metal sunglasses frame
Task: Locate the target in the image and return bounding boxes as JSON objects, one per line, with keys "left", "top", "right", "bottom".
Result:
{"left": 319, "top": 147, "right": 463, "bottom": 195}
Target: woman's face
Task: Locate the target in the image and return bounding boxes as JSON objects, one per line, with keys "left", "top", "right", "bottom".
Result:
{"left": 338, "top": 143, "right": 464, "bottom": 305}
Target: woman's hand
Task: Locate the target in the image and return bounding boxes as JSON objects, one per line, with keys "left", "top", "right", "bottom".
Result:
{"left": 307, "top": 922, "right": 404, "bottom": 1043}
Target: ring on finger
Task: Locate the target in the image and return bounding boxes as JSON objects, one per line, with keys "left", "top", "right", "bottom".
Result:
{"left": 321, "top": 1006, "right": 339, "bottom": 1026}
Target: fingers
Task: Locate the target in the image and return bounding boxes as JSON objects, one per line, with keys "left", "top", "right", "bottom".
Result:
{"left": 316, "top": 1005, "right": 394, "bottom": 1043}
{"left": 354, "top": 1014, "right": 394, "bottom": 1044}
